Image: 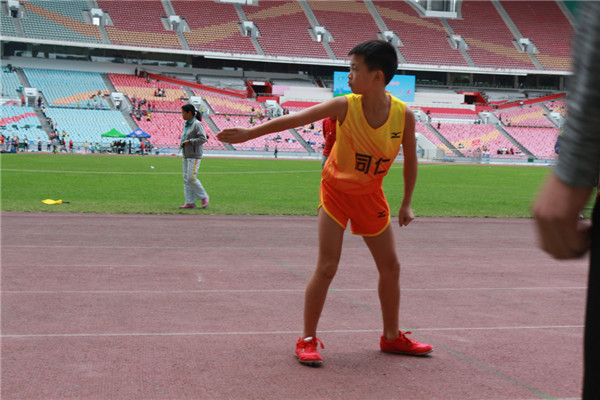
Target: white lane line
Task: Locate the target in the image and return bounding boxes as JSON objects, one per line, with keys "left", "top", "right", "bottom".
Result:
{"left": 1, "top": 325, "right": 583, "bottom": 338}
{"left": 1, "top": 287, "right": 586, "bottom": 294}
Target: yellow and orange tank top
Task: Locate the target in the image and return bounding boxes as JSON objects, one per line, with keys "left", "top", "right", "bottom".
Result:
{"left": 322, "top": 93, "right": 406, "bottom": 194}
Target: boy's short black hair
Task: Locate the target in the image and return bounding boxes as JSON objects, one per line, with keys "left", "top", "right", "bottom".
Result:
{"left": 348, "top": 39, "right": 398, "bottom": 85}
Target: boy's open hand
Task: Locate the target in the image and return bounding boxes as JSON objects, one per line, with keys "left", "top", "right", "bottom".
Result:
{"left": 217, "top": 128, "right": 251, "bottom": 144}
{"left": 398, "top": 205, "right": 414, "bottom": 227}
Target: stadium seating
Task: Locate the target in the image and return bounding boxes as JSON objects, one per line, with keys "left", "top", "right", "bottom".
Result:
{"left": 544, "top": 99, "right": 567, "bottom": 115}
{"left": 1, "top": 1, "right": 575, "bottom": 159}
{"left": 97, "top": 0, "right": 181, "bottom": 49}
{"left": 495, "top": 105, "right": 555, "bottom": 128}
{"left": 285, "top": 109, "right": 325, "bottom": 152}
{"left": 500, "top": 1, "right": 573, "bottom": 71}
{"left": 295, "top": 123, "right": 324, "bottom": 153}
{"left": 42, "top": 108, "right": 132, "bottom": 145}
{"left": 193, "top": 89, "right": 263, "bottom": 115}
{"left": 446, "top": 1, "right": 535, "bottom": 70}
{"left": 0, "top": 106, "right": 48, "bottom": 147}
{"left": 308, "top": 0, "right": 380, "bottom": 60}
{"left": 1, "top": 12, "right": 18, "bottom": 38}
{"left": 171, "top": 0, "right": 255, "bottom": 54}
{"left": 374, "top": 1, "right": 469, "bottom": 67}
{"left": 504, "top": 127, "right": 559, "bottom": 158}
{"left": 437, "top": 123, "right": 520, "bottom": 157}
{"left": 242, "top": 1, "right": 328, "bottom": 59}
{"left": 1, "top": 0, "right": 575, "bottom": 73}
{"left": 21, "top": 0, "right": 103, "bottom": 43}
{"left": 415, "top": 121, "right": 452, "bottom": 155}
{"left": 108, "top": 73, "right": 187, "bottom": 112}
{"left": 24, "top": 68, "right": 111, "bottom": 109}
{"left": 1, "top": 68, "right": 23, "bottom": 100}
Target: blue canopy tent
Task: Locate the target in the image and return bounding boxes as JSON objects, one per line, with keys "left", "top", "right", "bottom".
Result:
{"left": 127, "top": 128, "right": 151, "bottom": 138}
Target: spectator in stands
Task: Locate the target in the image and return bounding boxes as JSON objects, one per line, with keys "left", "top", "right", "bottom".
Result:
{"left": 218, "top": 39, "right": 431, "bottom": 367}
{"left": 179, "top": 104, "right": 209, "bottom": 209}
{"left": 534, "top": 4, "right": 600, "bottom": 399}
{"left": 321, "top": 116, "right": 337, "bottom": 168}
{"left": 274, "top": 145, "right": 278, "bottom": 158}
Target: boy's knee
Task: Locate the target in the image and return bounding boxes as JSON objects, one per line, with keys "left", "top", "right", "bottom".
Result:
{"left": 315, "top": 262, "right": 338, "bottom": 281}
{"left": 379, "top": 262, "right": 400, "bottom": 279}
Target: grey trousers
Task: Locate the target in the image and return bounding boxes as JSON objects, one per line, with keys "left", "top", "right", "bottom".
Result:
{"left": 182, "top": 157, "right": 208, "bottom": 205}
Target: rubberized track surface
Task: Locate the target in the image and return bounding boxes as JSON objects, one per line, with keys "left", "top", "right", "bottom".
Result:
{"left": 2, "top": 212, "right": 587, "bottom": 399}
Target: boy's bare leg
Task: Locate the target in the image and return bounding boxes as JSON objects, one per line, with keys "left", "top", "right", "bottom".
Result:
{"left": 302, "top": 208, "right": 345, "bottom": 338}
{"left": 363, "top": 225, "right": 401, "bottom": 340}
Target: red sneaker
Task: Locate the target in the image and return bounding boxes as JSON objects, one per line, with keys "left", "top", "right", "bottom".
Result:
{"left": 179, "top": 204, "right": 196, "bottom": 209}
{"left": 295, "top": 336, "right": 324, "bottom": 367}
{"left": 201, "top": 197, "right": 209, "bottom": 208}
{"left": 380, "top": 331, "right": 433, "bottom": 356}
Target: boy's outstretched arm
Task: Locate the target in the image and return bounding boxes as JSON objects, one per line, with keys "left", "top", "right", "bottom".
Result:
{"left": 217, "top": 96, "right": 347, "bottom": 144}
{"left": 399, "top": 107, "right": 417, "bottom": 227}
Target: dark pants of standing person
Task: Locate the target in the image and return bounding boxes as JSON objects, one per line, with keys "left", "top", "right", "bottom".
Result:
{"left": 584, "top": 200, "right": 600, "bottom": 399}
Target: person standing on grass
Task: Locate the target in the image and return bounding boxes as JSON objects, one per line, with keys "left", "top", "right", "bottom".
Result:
{"left": 534, "top": 3, "right": 600, "bottom": 399}
{"left": 179, "top": 104, "right": 209, "bottom": 209}
{"left": 218, "top": 39, "right": 432, "bottom": 367}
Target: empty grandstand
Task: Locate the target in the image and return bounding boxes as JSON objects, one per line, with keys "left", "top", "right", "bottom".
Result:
{"left": 1, "top": 0, "right": 574, "bottom": 162}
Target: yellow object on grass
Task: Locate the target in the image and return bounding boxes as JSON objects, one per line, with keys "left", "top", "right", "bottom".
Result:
{"left": 41, "top": 199, "right": 69, "bottom": 205}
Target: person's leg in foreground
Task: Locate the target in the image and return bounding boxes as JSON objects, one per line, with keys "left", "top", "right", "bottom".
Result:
{"left": 295, "top": 209, "right": 344, "bottom": 366}
{"left": 363, "top": 226, "right": 432, "bottom": 355}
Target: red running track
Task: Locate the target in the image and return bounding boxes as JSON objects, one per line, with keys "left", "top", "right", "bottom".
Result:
{"left": 1, "top": 212, "right": 587, "bottom": 399}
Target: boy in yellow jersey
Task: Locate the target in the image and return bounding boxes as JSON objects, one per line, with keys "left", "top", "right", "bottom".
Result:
{"left": 218, "top": 39, "right": 432, "bottom": 367}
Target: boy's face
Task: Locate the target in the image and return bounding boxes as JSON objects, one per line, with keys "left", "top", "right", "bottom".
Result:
{"left": 348, "top": 54, "right": 380, "bottom": 94}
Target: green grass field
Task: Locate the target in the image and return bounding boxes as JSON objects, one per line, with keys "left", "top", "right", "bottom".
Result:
{"left": 1, "top": 153, "right": 554, "bottom": 218}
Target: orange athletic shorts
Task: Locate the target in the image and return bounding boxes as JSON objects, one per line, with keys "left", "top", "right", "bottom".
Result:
{"left": 319, "top": 180, "right": 390, "bottom": 236}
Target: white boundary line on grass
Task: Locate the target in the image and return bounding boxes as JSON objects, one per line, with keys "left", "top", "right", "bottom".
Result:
{"left": 1, "top": 164, "right": 445, "bottom": 175}
{"left": 0, "top": 168, "right": 321, "bottom": 175}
